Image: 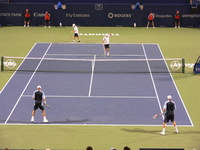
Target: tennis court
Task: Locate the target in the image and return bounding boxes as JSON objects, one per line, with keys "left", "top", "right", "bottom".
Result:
{"left": 0, "top": 43, "right": 193, "bottom": 126}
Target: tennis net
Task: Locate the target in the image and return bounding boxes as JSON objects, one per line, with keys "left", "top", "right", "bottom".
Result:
{"left": 1, "top": 56, "right": 185, "bottom": 73}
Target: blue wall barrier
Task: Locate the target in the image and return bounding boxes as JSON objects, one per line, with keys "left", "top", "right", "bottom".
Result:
{"left": 0, "top": 3, "right": 199, "bottom": 27}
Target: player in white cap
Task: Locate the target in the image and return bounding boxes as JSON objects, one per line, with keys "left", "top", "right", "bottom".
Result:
{"left": 160, "top": 95, "right": 178, "bottom": 135}
{"left": 31, "top": 85, "right": 48, "bottom": 123}
{"left": 72, "top": 23, "right": 80, "bottom": 43}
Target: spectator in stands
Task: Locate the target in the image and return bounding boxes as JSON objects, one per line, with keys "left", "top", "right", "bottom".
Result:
{"left": 24, "top": 9, "right": 31, "bottom": 27}
{"left": 44, "top": 12, "right": 51, "bottom": 28}
{"left": 174, "top": 11, "right": 181, "bottom": 28}
{"left": 146, "top": 13, "right": 155, "bottom": 28}
{"left": 86, "top": 146, "right": 93, "bottom": 150}
{"left": 124, "top": 146, "right": 131, "bottom": 150}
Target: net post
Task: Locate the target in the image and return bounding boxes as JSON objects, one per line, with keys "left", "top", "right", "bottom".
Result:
{"left": 182, "top": 58, "right": 185, "bottom": 74}
{"left": 1, "top": 56, "right": 4, "bottom": 72}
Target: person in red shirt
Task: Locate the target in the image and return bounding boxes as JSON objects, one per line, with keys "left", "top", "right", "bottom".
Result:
{"left": 146, "top": 13, "right": 155, "bottom": 28}
{"left": 24, "top": 9, "right": 31, "bottom": 27}
{"left": 174, "top": 11, "right": 181, "bottom": 28}
{"left": 44, "top": 12, "right": 51, "bottom": 28}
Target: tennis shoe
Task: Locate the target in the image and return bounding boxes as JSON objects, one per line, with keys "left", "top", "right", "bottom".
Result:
{"left": 31, "top": 118, "right": 34, "bottom": 123}
{"left": 43, "top": 119, "right": 48, "bottom": 122}
{"left": 160, "top": 131, "right": 165, "bottom": 135}
{"left": 175, "top": 128, "right": 179, "bottom": 133}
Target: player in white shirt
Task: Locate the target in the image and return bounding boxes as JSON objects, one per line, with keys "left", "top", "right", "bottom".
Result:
{"left": 72, "top": 23, "right": 80, "bottom": 43}
{"left": 102, "top": 33, "right": 111, "bottom": 56}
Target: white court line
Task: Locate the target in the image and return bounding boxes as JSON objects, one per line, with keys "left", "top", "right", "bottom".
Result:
{"left": 4, "top": 43, "right": 52, "bottom": 124}
{"left": 46, "top": 54, "right": 145, "bottom": 57}
{"left": 22, "top": 95, "right": 157, "bottom": 99}
{"left": 0, "top": 123, "right": 194, "bottom": 126}
{"left": 0, "top": 43, "right": 37, "bottom": 94}
{"left": 156, "top": 44, "right": 194, "bottom": 126}
{"left": 88, "top": 55, "right": 96, "bottom": 97}
{"left": 142, "top": 44, "right": 163, "bottom": 119}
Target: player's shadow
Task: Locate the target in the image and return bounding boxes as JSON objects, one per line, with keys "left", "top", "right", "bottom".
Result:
{"left": 121, "top": 128, "right": 200, "bottom": 135}
{"left": 5, "top": 119, "right": 90, "bottom": 124}
{"left": 121, "top": 128, "right": 160, "bottom": 135}
{"left": 47, "top": 118, "right": 90, "bottom": 124}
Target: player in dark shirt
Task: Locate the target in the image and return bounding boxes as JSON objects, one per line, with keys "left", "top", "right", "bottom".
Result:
{"left": 160, "top": 95, "right": 178, "bottom": 135}
{"left": 31, "top": 85, "right": 48, "bottom": 123}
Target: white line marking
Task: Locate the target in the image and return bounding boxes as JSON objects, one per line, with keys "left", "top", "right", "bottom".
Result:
{"left": 88, "top": 55, "right": 96, "bottom": 97}
{"left": 46, "top": 54, "right": 145, "bottom": 57}
{"left": 157, "top": 44, "right": 194, "bottom": 126}
{"left": 22, "top": 95, "right": 157, "bottom": 99}
{"left": 4, "top": 43, "right": 52, "bottom": 124}
{"left": 142, "top": 44, "right": 163, "bottom": 119}
{"left": 0, "top": 43, "right": 37, "bottom": 94}
{"left": 0, "top": 123, "right": 194, "bottom": 127}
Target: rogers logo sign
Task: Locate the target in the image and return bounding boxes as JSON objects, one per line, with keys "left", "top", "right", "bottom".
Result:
{"left": 108, "top": 12, "right": 132, "bottom": 19}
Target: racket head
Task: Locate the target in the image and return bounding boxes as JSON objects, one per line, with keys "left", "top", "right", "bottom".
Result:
{"left": 153, "top": 113, "right": 159, "bottom": 119}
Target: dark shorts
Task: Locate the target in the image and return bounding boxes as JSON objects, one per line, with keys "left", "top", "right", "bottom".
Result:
{"left": 34, "top": 101, "right": 44, "bottom": 111}
{"left": 104, "top": 44, "right": 109, "bottom": 49}
{"left": 45, "top": 20, "right": 50, "bottom": 24}
{"left": 175, "top": 19, "right": 180, "bottom": 23}
{"left": 164, "top": 113, "right": 174, "bottom": 123}
{"left": 24, "top": 17, "right": 30, "bottom": 22}
{"left": 74, "top": 33, "right": 79, "bottom": 37}
{"left": 148, "top": 20, "right": 153, "bottom": 23}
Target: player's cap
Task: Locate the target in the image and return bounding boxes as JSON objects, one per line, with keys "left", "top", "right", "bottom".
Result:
{"left": 72, "top": 24, "right": 75, "bottom": 27}
{"left": 37, "top": 85, "right": 41, "bottom": 89}
{"left": 167, "top": 95, "right": 172, "bottom": 99}
{"left": 105, "top": 33, "right": 109, "bottom": 37}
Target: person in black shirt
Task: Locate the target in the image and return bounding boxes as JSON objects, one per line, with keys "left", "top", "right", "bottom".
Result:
{"left": 160, "top": 95, "right": 178, "bottom": 135}
{"left": 31, "top": 85, "right": 48, "bottom": 123}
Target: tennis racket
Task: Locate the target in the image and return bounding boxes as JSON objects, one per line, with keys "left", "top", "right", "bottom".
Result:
{"left": 45, "top": 104, "right": 50, "bottom": 108}
{"left": 153, "top": 113, "right": 161, "bottom": 119}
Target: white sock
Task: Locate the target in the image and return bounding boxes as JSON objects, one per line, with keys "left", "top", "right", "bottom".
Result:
{"left": 162, "top": 128, "right": 165, "bottom": 132}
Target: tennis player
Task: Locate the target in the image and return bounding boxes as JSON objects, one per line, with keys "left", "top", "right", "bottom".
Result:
{"left": 24, "top": 9, "right": 31, "bottom": 27}
{"left": 102, "top": 33, "right": 111, "bottom": 56}
{"left": 146, "top": 13, "right": 155, "bottom": 28}
{"left": 31, "top": 85, "right": 48, "bottom": 123}
{"left": 72, "top": 23, "right": 81, "bottom": 43}
{"left": 160, "top": 95, "right": 178, "bottom": 135}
